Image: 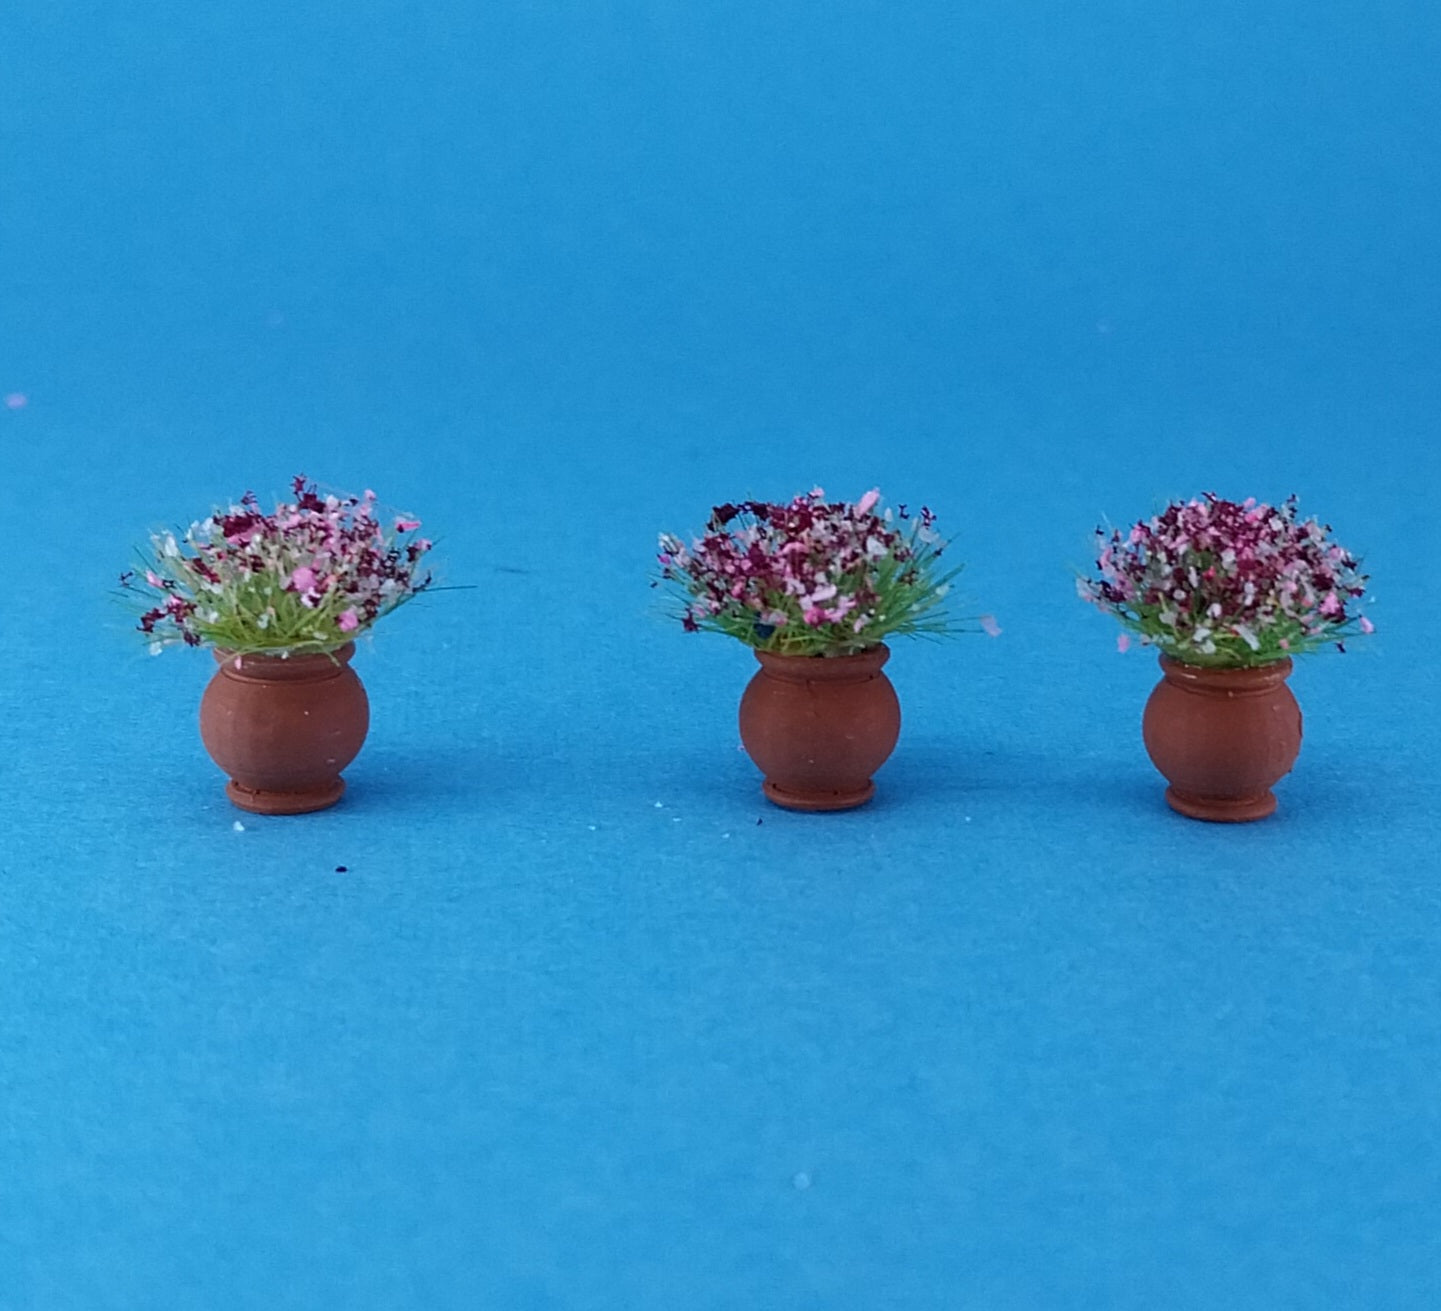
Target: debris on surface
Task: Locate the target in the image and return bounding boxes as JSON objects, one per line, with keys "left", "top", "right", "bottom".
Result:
{"left": 3, "top": 393, "right": 26, "bottom": 410}
{"left": 232, "top": 820, "right": 246, "bottom": 832}
{"left": 334, "top": 865, "right": 348, "bottom": 873}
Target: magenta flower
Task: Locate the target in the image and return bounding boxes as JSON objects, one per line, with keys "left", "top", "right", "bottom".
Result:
{"left": 1080, "top": 493, "right": 1372, "bottom": 667}
{"left": 122, "top": 476, "right": 433, "bottom": 654}
{"left": 657, "top": 488, "right": 974, "bottom": 655}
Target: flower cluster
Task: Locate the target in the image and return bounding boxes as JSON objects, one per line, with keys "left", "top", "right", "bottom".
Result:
{"left": 657, "top": 488, "right": 964, "bottom": 655}
{"left": 1079, "top": 493, "right": 1372, "bottom": 666}
{"left": 122, "top": 476, "right": 433, "bottom": 654}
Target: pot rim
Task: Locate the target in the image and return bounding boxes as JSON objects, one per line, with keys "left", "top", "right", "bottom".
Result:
{"left": 1157, "top": 653, "right": 1293, "bottom": 690}
{"left": 213, "top": 641, "right": 357, "bottom": 679}
{"left": 752, "top": 642, "right": 890, "bottom": 682}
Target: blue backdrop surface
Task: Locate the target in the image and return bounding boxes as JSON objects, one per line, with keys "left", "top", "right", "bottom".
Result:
{"left": 2, "top": 2, "right": 1439, "bottom": 1307}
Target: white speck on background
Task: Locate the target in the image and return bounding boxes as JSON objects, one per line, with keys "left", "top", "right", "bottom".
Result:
{"left": 588, "top": 824, "right": 597, "bottom": 831}
{"left": 654, "top": 801, "right": 664, "bottom": 808}
{"left": 232, "top": 820, "right": 245, "bottom": 832}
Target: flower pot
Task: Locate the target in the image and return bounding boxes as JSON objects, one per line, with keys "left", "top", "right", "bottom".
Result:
{"left": 1142, "top": 655, "right": 1302, "bottom": 822}
{"left": 738, "top": 644, "right": 901, "bottom": 811}
{"left": 199, "top": 642, "right": 369, "bottom": 814}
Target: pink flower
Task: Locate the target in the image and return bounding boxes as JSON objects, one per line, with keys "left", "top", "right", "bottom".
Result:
{"left": 1359, "top": 616, "right": 1375, "bottom": 634}
{"left": 661, "top": 488, "right": 955, "bottom": 652}
{"left": 1081, "top": 493, "right": 1369, "bottom": 663}
{"left": 1116, "top": 633, "right": 1130, "bottom": 653}
{"left": 122, "top": 476, "right": 433, "bottom": 652}
{"left": 980, "top": 614, "right": 1002, "bottom": 638}
{"left": 395, "top": 518, "right": 421, "bottom": 532}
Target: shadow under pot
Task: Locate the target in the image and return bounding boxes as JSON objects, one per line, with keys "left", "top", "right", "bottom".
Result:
{"left": 1142, "top": 655, "right": 1302, "bottom": 822}
{"left": 199, "top": 642, "right": 370, "bottom": 814}
{"left": 738, "top": 644, "right": 901, "bottom": 812}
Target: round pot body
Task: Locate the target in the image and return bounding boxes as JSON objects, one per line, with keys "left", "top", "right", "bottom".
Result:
{"left": 738, "top": 644, "right": 901, "bottom": 812}
{"left": 199, "top": 643, "right": 370, "bottom": 814}
{"left": 1142, "top": 655, "right": 1302, "bottom": 822}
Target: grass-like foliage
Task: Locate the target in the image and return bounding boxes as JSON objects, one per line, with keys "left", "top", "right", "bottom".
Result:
{"left": 121, "top": 476, "right": 433, "bottom": 655}
{"left": 1079, "top": 492, "right": 1373, "bottom": 668}
{"left": 657, "top": 488, "right": 975, "bottom": 656}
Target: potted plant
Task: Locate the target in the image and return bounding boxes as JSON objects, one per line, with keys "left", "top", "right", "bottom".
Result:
{"left": 658, "top": 487, "right": 989, "bottom": 811}
{"left": 121, "top": 476, "right": 433, "bottom": 814}
{"left": 1079, "top": 492, "right": 1372, "bottom": 821}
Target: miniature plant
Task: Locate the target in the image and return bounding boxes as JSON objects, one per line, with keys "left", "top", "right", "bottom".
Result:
{"left": 1079, "top": 492, "right": 1372, "bottom": 667}
{"left": 121, "top": 476, "right": 433, "bottom": 654}
{"left": 657, "top": 487, "right": 978, "bottom": 656}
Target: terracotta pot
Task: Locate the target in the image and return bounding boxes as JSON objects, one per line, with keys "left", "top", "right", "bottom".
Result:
{"left": 199, "top": 642, "right": 369, "bottom": 814}
{"left": 1142, "top": 655, "right": 1302, "bottom": 822}
{"left": 738, "top": 644, "right": 901, "bottom": 811}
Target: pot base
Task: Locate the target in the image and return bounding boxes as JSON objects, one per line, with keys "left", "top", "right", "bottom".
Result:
{"left": 1164, "top": 786, "right": 1277, "bottom": 823}
{"left": 226, "top": 778, "right": 346, "bottom": 815}
{"left": 763, "top": 779, "right": 876, "bottom": 812}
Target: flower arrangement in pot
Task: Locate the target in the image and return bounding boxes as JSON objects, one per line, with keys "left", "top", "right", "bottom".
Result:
{"left": 121, "top": 476, "right": 433, "bottom": 814}
{"left": 1079, "top": 492, "right": 1372, "bottom": 822}
{"left": 658, "top": 488, "right": 987, "bottom": 811}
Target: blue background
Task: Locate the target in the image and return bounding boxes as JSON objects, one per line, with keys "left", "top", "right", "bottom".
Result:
{"left": 3, "top": 2, "right": 1438, "bottom": 1306}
